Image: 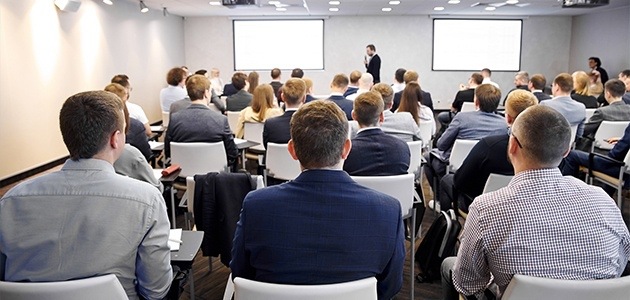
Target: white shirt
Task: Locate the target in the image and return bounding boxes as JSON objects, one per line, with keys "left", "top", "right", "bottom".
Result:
{"left": 210, "top": 77, "right": 224, "bottom": 95}
{"left": 126, "top": 102, "right": 148, "bottom": 124}
{"left": 346, "top": 89, "right": 369, "bottom": 101}
{"left": 392, "top": 82, "right": 405, "bottom": 93}
{"left": 482, "top": 77, "right": 500, "bottom": 90}
{"left": 160, "top": 85, "right": 187, "bottom": 112}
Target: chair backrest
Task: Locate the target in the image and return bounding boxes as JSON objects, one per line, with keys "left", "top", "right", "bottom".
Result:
{"left": 502, "top": 274, "right": 630, "bottom": 300}
{"left": 569, "top": 124, "right": 578, "bottom": 147}
{"left": 243, "top": 122, "right": 265, "bottom": 151}
{"left": 585, "top": 108, "right": 596, "bottom": 121}
{"left": 0, "top": 274, "right": 127, "bottom": 300}
{"left": 448, "top": 139, "right": 479, "bottom": 172}
{"left": 208, "top": 103, "right": 221, "bottom": 113}
{"left": 460, "top": 102, "right": 476, "bottom": 112}
{"left": 418, "top": 120, "right": 433, "bottom": 150}
{"left": 170, "top": 141, "right": 228, "bottom": 177}
{"left": 266, "top": 143, "right": 301, "bottom": 180}
{"left": 348, "top": 121, "right": 358, "bottom": 139}
{"left": 482, "top": 173, "right": 513, "bottom": 194}
{"left": 594, "top": 121, "right": 630, "bottom": 150}
{"left": 227, "top": 111, "right": 240, "bottom": 134}
{"left": 162, "top": 111, "right": 170, "bottom": 128}
{"left": 407, "top": 141, "right": 422, "bottom": 175}
{"left": 351, "top": 174, "right": 415, "bottom": 219}
{"left": 233, "top": 276, "right": 377, "bottom": 300}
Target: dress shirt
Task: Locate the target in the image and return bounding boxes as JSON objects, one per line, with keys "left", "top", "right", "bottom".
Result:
{"left": 481, "top": 78, "right": 500, "bottom": 90}
{"left": 454, "top": 168, "right": 630, "bottom": 297}
{"left": 346, "top": 89, "right": 369, "bottom": 101}
{"left": 392, "top": 82, "right": 405, "bottom": 93}
{"left": 0, "top": 159, "right": 172, "bottom": 300}
{"left": 381, "top": 110, "right": 421, "bottom": 142}
{"left": 114, "top": 144, "right": 164, "bottom": 192}
{"left": 160, "top": 85, "right": 187, "bottom": 112}
{"left": 127, "top": 102, "right": 149, "bottom": 124}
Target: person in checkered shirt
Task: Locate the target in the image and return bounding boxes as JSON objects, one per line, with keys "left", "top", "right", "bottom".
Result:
{"left": 441, "top": 105, "right": 630, "bottom": 300}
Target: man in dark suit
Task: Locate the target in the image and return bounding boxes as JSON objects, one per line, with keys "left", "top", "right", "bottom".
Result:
{"left": 343, "top": 70, "right": 361, "bottom": 98}
{"left": 226, "top": 72, "right": 252, "bottom": 112}
{"left": 589, "top": 56, "right": 609, "bottom": 84}
{"left": 222, "top": 82, "right": 238, "bottom": 97}
{"left": 231, "top": 100, "right": 405, "bottom": 300}
{"left": 326, "top": 73, "right": 354, "bottom": 120}
{"left": 391, "top": 70, "right": 433, "bottom": 111}
{"left": 364, "top": 44, "right": 381, "bottom": 83}
{"left": 262, "top": 78, "right": 306, "bottom": 148}
{"left": 165, "top": 75, "right": 238, "bottom": 165}
{"left": 502, "top": 71, "right": 530, "bottom": 105}
{"left": 269, "top": 68, "right": 283, "bottom": 100}
{"left": 585, "top": 80, "right": 630, "bottom": 138}
{"left": 528, "top": 73, "right": 552, "bottom": 102}
{"left": 344, "top": 91, "right": 410, "bottom": 176}
{"left": 437, "top": 73, "right": 483, "bottom": 126}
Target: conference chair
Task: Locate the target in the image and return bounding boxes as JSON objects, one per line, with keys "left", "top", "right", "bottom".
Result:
{"left": 243, "top": 122, "right": 266, "bottom": 171}
{"left": 265, "top": 142, "right": 301, "bottom": 183}
{"left": 227, "top": 111, "right": 240, "bottom": 134}
{"left": 591, "top": 121, "right": 630, "bottom": 151}
{"left": 455, "top": 173, "right": 513, "bottom": 220}
{"left": 460, "top": 102, "right": 476, "bottom": 113}
{"left": 585, "top": 108, "right": 596, "bottom": 121}
{"left": 0, "top": 274, "right": 127, "bottom": 300}
{"left": 581, "top": 150, "right": 630, "bottom": 208}
{"left": 570, "top": 124, "right": 578, "bottom": 149}
{"left": 448, "top": 139, "right": 480, "bottom": 173}
{"left": 351, "top": 174, "right": 416, "bottom": 300}
{"left": 419, "top": 120, "right": 434, "bottom": 152}
{"left": 232, "top": 276, "right": 377, "bottom": 300}
{"left": 502, "top": 274, "right": 630, "bottom": 300}
{"left": 162, "top": 111, "right": 170, "bottom": 128}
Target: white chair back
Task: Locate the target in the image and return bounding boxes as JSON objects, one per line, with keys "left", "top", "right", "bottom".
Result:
{"left": 0, "top": 274, "right": 127, "bottom": 300}
{"left": 460, "top": 102, "right": 476, "bottom": 112}
{"left": 170, "top": 142, "right": 228, "bottom": 177}
{"left": 227, "top": 111, "right": 240, "bottom": 134}
{"left": 482, "top": 173, "right": 513, "bottom": 193}
{"left": 208, "top": 103, "right": 221, "bottom": 113}
{"left": 348, "top": 121, "right": 358, "bottom": 139}
{"left": 162, "top": 111, "right": 170, "bottom": 128}
{"left": 233, "top": 276, "right": 377, "bottom": 300}
{"left": 448, "top": 139, "right": 479, "bottom": 172}
{"left": 502, "top": 274, "right": 630, "bottom": 300}
{"left": 418, "top": 120, "right": 433, "bottom": 150}
{"left": 266, "top": 143, "right": 301, "bottom": 180}
{"left": 570, "top": 124, "right": 578, "bottom": 147}
{"left": 407, "top": 141, "right": 422, "bottom": 175}
{"left": 243, "top": 122, "right": 265, "bottom": 151}
{"left": 585, "top": 108, "right": 596, "bottom": 121}
{"left": 594, "top": 121, "right": 630, "bottom": 150}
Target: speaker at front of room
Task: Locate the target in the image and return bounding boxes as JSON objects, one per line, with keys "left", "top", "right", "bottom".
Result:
{"left": 54, "top": 0, "right": 82, "bottom": 13}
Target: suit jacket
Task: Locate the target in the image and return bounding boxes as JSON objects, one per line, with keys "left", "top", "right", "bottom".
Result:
{"left": 327, "top": 95, "right": 354, "bottom": 120}
{"left": 230, "top": 169, "right": 405, "bottom": 300}
{"left": 451, "top": 88, "right": 475, "bottom": 112}
{"left": 222, "top": 83, "right": 238, "bottom": 97}
{"left": 437, "top": 110, "right": 508, "bottom": 160}
{"left": 596, "top": 66, "right": 609, "bottom": 84}
{"left": 263, "top": 110, "right": 295, "bottom": 148}
{"left": 571, "top": 92, "right": 599, "bottom": 108}
{"left": 227, "top": 90, "right": 253, "bottom": 112}
{"left": 502, "top": 85, "right": 529, "bottom": 105}
{"left": 392, "top": 89, "right": 434, "bottom": 112}
{"left": 305, "top": 94, "right": 317, "bottom": 103}
{"left": 540, "top": 96, "right": 586, "bottom": 137}
{"left": 343, "top": 128, "right": 410, "bottom": 176}
{"left": 165, "top": 104, "right": 238, "bottom": 164}
{"left": 381, "top": 110, "right": 421, "bottom": 142}
{"left": 270, "top": 81, "right": 283, "bottom": 100}
{"left": 126, "top": 118, "right": 152, "bottom": 161}
{"left": 584, "top": 101, "right": 630, "bottom": 136}
{"left": 533, "top": 91, "right": 552, "bottom": 102}
{"left": 343, "top": 86, "right": 359, "bottom": 98}
{"left": 365, "top": 54, "right": 381, "bottom": 83}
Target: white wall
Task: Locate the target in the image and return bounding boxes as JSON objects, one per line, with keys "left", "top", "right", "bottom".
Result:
{"left": 184, "top": 16, "right": 572, "bottom": 109}
{"left": 0, "top": 0, "right": 185, "bottom": 180}
{"left": 568, "top": 7, "right": 630, "bottom": 78}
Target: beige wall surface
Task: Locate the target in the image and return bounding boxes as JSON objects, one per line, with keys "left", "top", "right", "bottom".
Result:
{"left": 0, "top": 0, "right": 185, "bottom": 180}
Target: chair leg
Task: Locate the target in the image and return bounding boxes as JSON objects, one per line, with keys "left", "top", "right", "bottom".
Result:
{"left": 409, "top": 208, "right": 416, "bottom": 300}
{"left": 170, "top": 187, "right": 177, "bottom": 229}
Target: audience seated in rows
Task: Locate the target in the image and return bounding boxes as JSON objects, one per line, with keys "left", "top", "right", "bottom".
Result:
{"left": 160, "top": 67, "right": 188, "bottom": 112}
{"left": 372, "top": 83, "right": 421, "bottom": 142}
{"left": 326, "top": 73, "right": 354, "bottom": 120}
{"left": 303, "top": 77, "right": 317, "bottom": 103}
{"left": 528, "top": 73, "right": 552, "bottom": 102}
{"left": 263, "top": 78, "right": 306, "bottom": 149}
{"left": 231, "top": 100, "right": 405, "bottom": 300}
{"left": 111, "top": 74, "right": 152, "bottom": 137}
{"left": 226, "top": 72, "right": 252, "bottom": 112}
{"left": 441, "top": 105, "right": 630, "bottom": 299}
{"left": 437, "top": 72, "right": 483, "bottom": 126}
{"left": 392, "top": 70, "right": 433, "bottom": 112}
{"left": 502, "top": 71, "right": 530, "bottom": 105}
{"left": 571, "top": 71, "right": 599, "bottom": 108}
{"left": 343, "top": 70, "right": 361, "bottom": 98}
{"left": 346, "top": 73, "right": 373, "bottom": 101}
{"left": 583, "top": 79, "right": 630, "bottom": 138}
{"left": 343, "top": 91, "right": 410, "bottom": 176}
{"left": 234, "top": 84, "right": 283, "bottom": 138}
{"left": 540, "top": 73, "right": 586, "bottom": 138}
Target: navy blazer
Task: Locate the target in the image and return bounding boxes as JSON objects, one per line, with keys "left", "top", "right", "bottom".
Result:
{"left": 391, "top": 89, "right": 434, "bottom": 112}
{"left": 343, "top": 86, "right": 359, "bottom": 98}
{"left": 222, "top": 83, "right": 238, "bottom": 97}
{"left": 126, "top": 118, "right": 152, "bottom": 161}
{"left": 533, "top": 91, "right": 552, "bottom": 102}
{"left": 365, "top": 54, "right": 381, "bottom": 83}
{"left": 343, "top": 128, "right": 410, "bottom": 176}
{"left": 230, "top": 169, "right": 405, "bottom": 300}
{"left": 262, "top": 110, "right": 295, "bottom": 149}
{"left": 327, "top": 95, "right": 354, "bottom": 120}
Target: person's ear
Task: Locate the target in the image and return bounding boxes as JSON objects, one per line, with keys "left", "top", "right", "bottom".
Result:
{"left": 110, "top": 130, "right": 124, "bottom": 150}
{"left": 341, "top": 138, "right": 352, "bottom": 159}
{"left": 287, "top": 139, "right": 298, "bottom": 161}
{"left": 379, "top": 111, "right": 385, "bottom": 124}
{"left": 351, "top": 110, "right": 357, "bottom": 121}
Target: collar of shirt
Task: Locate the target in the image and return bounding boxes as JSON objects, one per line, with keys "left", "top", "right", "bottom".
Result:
{"left": 285, "top": 107, "right": 299, "bottom": 112}
{"left": 509, "top": 167, "right": 563, "bottom": 188}
{"left": 357, "top": 127, "right": 381, "bottom": 134}
{"left": 61, "top": 158, "right": 115, "bottom": 173}
{"left": 330, "top": 92, "right": 344, "bottom": 97}
{"left": 532, "top": 89, "right": 543, "bottom": 93}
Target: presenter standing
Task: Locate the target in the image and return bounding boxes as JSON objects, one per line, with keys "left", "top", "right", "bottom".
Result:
{"left": 364, "top": 44, "right": 381, "bottom": 84}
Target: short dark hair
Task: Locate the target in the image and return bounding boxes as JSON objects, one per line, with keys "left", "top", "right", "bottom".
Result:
{"left": 605, "top": 79, "right": 626, "bottom": 98}
{"left": 166, "top": 67, "right": 187, "bottom": 86}
{"left": 350, "top": 70, "right": 362, "bottom": 84}
{"left": 291, "top": 68, "right": 304, "bottom": 78}
{"left": 366, "top": 44, "right": 376, "bottom": 51}
{"left": 231, "top": 72, "right": 248, "bottom": 90}
{"left": 481, "top": 68, "right": 491, "bottom": 76}
{"left": 186, "top": 75, "right": 210, "bottom": 101}
{"left": 395, "top": 68, "right": 406, "bottom": 83}
{"left": 111, "top": 74, "right": 130, "bottom": 89}
{"left": 194, "top": 69, "right": 208, "bottom": 76}
{"left": 371, "top": 83, "right": 394, "bottom": 107}
{"left": 470, "top": 73, "right": 484, "bottom": 85}
{"left": 290, "top": 100, "right": 348, "bottom": 169}
{"left": 513, "top": 105, "right": 571, "bottom": 167}
{"left": 529, "top": 74, "right": 547, "bottom": 90}
{"left": 331, "top": 73, "right": 349, "bottom": 89}
{"left": 282, "top": 78, "right": 306, "bottom": 106}
{"left": 553, "top": 73, "right": 573, "bottom": 93}
{"left": 60, "top": 91, "right": 125, "bottom": 160}
{"left": 620, "top": 70, "right": 630, "bottom": 78}
{"left": 475, "top": 84, "right": 501, "bottom": 113}
{"left": 271, "top": 68, "right": 281, "bottom": 79}
{"left": 353, "top": 91, "right": 384, "bottom": 127}
{"left": 588, "top": 57, "right": 602, "bottom": 67}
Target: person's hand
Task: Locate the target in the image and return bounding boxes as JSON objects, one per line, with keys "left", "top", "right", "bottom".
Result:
{"left": 459, "top": 83, "right": 467, "bottom": 91}
{"left": 605, "top": 137, "right": 620, "bottom": 144}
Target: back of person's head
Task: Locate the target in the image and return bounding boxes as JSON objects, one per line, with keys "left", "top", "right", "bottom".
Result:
{"left": 271, "top": 68, "right": 281, "bottom": 80}
{"left": 111, "top": 74, "right": 130, "bottom": 89}
{"left": 399, "top": 81, "right": 422, "bottom": 124}
{"left": 403, "top": 70, "right": 419, "bottom": 84}
{"left": 359, "top": 73, "right": 374, "bottom": 88}
{"left": 291, "top": 68, "right": 304, "bottom": 78}
{"left": 104, "top": 83, "right": 128, "bottom": 102}
{"left": 232, "top": 72, "right": 248, "bottom": 90}
{"left": 186, "top": 74, "right": 210, "bottom": 101}
{"left": 572, "top": 71, "right": 590, "bottom": 96}
{"left": 505, "top": 90, "right": 538, "bottom": 122}
{"left": 395, "top": 68, "right": 406, "bottom": 83}
{"left": 60, "top": 91, "right": 125, "bottom": 160}
{"left": 371, "top": 83, "right": 394, "bottom": 108}
{"left": 303, "top": 77, "right": 313, "bottom": 93}
{"left": 349, "top": 70, "right": 362, "bottom": 84}
{"left": 588, "top": 57, "right": 602, "bottom": 67}
{"left": 331, "top": 73, "right": 349, "bottom": 89}
{"left": 366, "top": 44, "right": 376, "bottom": 52}
{"left": 481, "top": 68, "right": 492, "bottom": 77}
{"left": 290, "top": 100, "right": 348, "bottom": 169}
{"left": 247, "top": 71, "right": 259, "bottom": 94}
{"left": 353, "top": 91, "right": 384, "bottom": 127}
{"left": 605, "top": 79, "right": 626, "bottom": 98}
{"left": 512, "top": 105, "right": 571, "bottom": 167}
{"left": 529, "top": 74, "right": 547, "bottom": 90}
{"left": 167, "top": 67, "right": 187, "bottom": 86}
{"left": 195, "top": 69, "right": 208, "bottom": 76}
{"left": 211, "top": 68, "right": 220, "bottom": 78}
{"left": 515, "top": 71, "right": 529, "bottom": 85}
{"left": 621, "top": 69, "right": 630, "bottom": 78}
{"left": 475, "top": 84, "right": 501, "bottom": 113}
{"left": 251, "top": 84, "right": 274, "bottom": 115}
{"left": 470, "top": 73, "right": 484, "bottom": 85}
{"left": 554, "top": 73, "right": 574, "bottom": 94}
{"left": 282, "top": 78, "right": 307, "bottom": 106}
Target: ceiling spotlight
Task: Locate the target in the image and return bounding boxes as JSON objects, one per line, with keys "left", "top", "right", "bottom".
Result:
{"left": 388, "top": 0, "right": 400, "bottom": 4}
{"left": 162, "top": 7, "right": 169, "bottom": 16}
{"left": 329, "top": 7, "right": 339, "bottom": 11}
{"left": 276, "top": 7, "right": 287, "bottom": 11}
{"left": 139, "top": 1, "right": 149, "bottom": 12}
{"left": 329, "top": 1, "right": 340, "bottom": 5}
{"left": 485, "top": 6, "right": 496, "bottom": 10}
{"left": 103, "top": 0, "right": 113, "bottom": 5}
{"left": 506, "top": 0, "right": 519, "bottom": 3}
{"left": 434, "top": 6, "right": 445, "bottom": 10}
{"left": 447, "top": 0, "right": 460, "bottom": 4}
{"left": 382, "top": 7, "right": 392, "bottom": 11}
{"left": 209, "top": 1, "right": 221, "bottom": 5}
{"left": 269, "top": 1, "right": 281, "bottom": 4}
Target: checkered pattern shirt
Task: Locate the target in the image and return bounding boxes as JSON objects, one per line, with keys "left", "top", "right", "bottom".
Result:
{"left": 453, "top": 168, "right": 630, "bottom": 297}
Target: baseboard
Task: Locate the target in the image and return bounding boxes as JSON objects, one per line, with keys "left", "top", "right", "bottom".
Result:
{"left": 0, "top": 156, "right": 68, "bottom": 188}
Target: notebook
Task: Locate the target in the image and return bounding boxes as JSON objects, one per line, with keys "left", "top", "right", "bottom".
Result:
{"left": 168, "top": 228, "right": 182, "bottom": 252}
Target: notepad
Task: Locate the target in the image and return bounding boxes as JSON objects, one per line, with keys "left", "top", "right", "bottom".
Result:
{"left": 168, "top": 228, "right": 182, "bottom": 252}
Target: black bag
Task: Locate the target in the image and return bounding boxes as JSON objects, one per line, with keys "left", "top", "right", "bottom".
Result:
{"left": 415, "top": 209, "right": 461, "bottom": 283}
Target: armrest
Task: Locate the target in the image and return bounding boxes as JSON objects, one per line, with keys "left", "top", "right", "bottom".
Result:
{"left": 587, "top": 152, "right": 625, "bottom": 178}
{"left": 429, "top": 149, "right": 447, "bottom": 163}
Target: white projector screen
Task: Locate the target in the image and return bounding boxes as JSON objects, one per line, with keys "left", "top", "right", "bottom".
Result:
{"left": 233, "top": 20, "right": 324, "bottom": 71}
{"left": 432, "top": 19, "right": 522, "bottom": 71}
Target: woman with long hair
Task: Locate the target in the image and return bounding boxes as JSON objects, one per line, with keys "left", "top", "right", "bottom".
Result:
{"left": 247, "top": 71, "right": 260, "bottom": 94}
{"left": 571, "top": 71, "right": 598, "bottom": 108}
{"left": 397, "top": 82, "right": 436, "bottom": 134}
{"left": 235, "top": 83, "right": 283, "bottom": 138}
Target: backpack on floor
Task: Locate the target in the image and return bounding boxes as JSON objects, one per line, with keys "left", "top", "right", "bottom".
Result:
{"left": 415, "top": 209, "right": 461, "bottom": 283}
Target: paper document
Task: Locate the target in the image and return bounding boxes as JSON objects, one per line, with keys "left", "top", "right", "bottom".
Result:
{"left": 168, "top": 228, "right": 182, "bottom": 251}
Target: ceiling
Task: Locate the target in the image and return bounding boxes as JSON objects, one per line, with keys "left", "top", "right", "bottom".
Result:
{"left": 130, "top": 0, "right": 629, "bottom": 17}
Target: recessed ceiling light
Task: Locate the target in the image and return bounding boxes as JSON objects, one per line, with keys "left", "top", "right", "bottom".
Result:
{"left": 276, "top": 7, "right": 287, "bottom": 11}
{"left": 103, "top": 0, "right": 113, "bottom": 5}
{"left": 389, "top": 0, "right": 400, "bottom": 5}
{"left": 506, "top": 0, "right": 519, "bottom": 3}
{"left": 382, "top": 7, "right": 392, "bottom": 11}
{"left": 433, "top": 6, "right": 445, "bottom": 10}
{"left": 447, "top": 0, "right": 460, "bottom": 4}
{"left": 209, "top": 1, "right": 221, "bottom": 5}
{"left": 329, "top": 1, "right": 340, "bottom": 5}
{"left": 269, "top": 1, "right": 281, "bottom": 4}
{"left": 485, "top": 6, "right": 496, "bottom": 10}
{"left": 329, "top": 7, "right": 339, "bottom": 11}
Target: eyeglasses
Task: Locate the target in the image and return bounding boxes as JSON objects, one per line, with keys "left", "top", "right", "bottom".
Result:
{"left": 510, "top": 128, "right": 524, "bottom": 149}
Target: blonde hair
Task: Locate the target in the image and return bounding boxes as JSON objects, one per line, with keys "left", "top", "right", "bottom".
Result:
{"left": 572, "top": 71, "right": 590, "bottom": 96}
{"left": 505, "top": 90, "right": 538, "bottom": 120}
